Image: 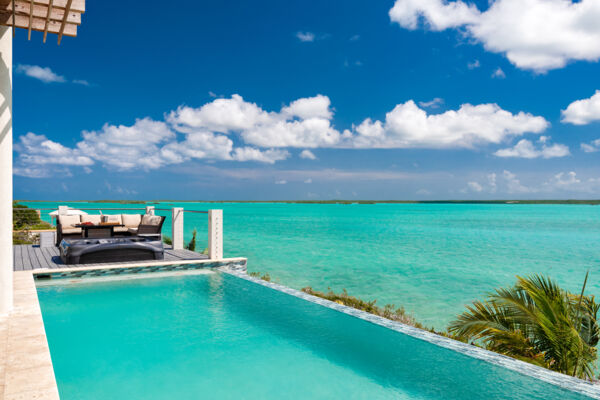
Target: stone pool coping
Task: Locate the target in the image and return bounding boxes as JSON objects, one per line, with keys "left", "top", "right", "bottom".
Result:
{"left": 0, "top": 271, "right": 59, "bottom": 400}
{"left": 223, "top": 269, "right": 600, "bottom": 400}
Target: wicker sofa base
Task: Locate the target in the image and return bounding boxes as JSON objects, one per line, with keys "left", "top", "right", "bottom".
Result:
{"left": 59, "top": 237, "right": 164, "bottom": 265}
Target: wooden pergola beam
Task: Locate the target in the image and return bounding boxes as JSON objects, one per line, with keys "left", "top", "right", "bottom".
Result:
{"left": 2, "top": 1, "right": 81, "bottom": 24}
{"left": 27, "top": 0, "right": 32, "bottom": 39}
{"left": 56, "top": 0, "right": 70, "bottom": 44}
{"left": 42, "top": 0, "right": 52, "bottom": 42}
{"left": 0, "top": 11, "right": 77, "bottom": 36}
{"left": 32, "top": 0, "right": 83, "bottom": 13}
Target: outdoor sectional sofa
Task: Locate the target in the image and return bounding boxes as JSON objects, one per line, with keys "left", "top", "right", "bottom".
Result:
{"left": 56, "top": 213, "right": 165, "bottom": 246}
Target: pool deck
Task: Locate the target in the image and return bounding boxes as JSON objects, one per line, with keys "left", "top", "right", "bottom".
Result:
{"left": 13, "top": 244, "right": 209, "bottom": 271}
{"left": 2, "top": 245, "right": 246, "bottom": 400}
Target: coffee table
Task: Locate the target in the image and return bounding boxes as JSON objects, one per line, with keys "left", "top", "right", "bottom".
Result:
{"left": 75, "top": 224, "right": 124, "bottom": 238}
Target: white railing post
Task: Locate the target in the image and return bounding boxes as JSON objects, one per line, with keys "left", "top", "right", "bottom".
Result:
{"left": 172, "top": 207, "right": 184, "bottom": 250}
{"left": 208, "top": 209, "right": 223, "bottom": 260}
{"left": 145, "top": 205, "right": 155, "bottom": 215}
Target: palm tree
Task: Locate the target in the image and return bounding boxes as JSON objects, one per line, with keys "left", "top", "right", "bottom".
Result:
{"left": 448, "top": 274, "right": 599, "bottom": 380}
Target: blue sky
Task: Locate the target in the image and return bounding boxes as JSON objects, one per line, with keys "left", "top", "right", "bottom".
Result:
{"left": 13, "top": 0, "right": 600, "bottom": 200}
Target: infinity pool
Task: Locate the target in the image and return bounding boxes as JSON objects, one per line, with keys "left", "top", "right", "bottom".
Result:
{"left": 37, "top": 272, "right": 591, "bottom": 399}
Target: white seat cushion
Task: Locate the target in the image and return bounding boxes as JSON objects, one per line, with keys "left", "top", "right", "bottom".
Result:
{"left": 62, "top": 227, "right": 82, "bottom": 234}
{"left": 121, "top": 214, "right": 142, "bottom": 228}
{"left": 113, "top": 226, "right": 129, "bottom": 233}
{"left": 81, "top": 215, "right": 101, "bottom": 225}
{"left": 102, "top": 214, "right": 122, "bottom": 224}
{"left": 127, "top": 227, "right": 138, "bottom": 234}
{"left": 58, "top": 215, "right": 81, "bottom": 231}
{"left": 141, "top": 215, "right": 162, "bottom": 226}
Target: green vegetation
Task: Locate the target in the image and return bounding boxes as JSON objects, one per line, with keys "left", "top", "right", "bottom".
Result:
{"left": 302, "top": 286, "right": 424, "bottom": 328}
{"left": 13, "top": 202, "right": 52, "bottom": 230}
{"left": 162, "top": 235, "right": 172, "bottom": 245}
{"left": 185, "top": 229, "right": 197, "bottom": 251}
{"left": 449, "top": 274, "right": 598, "bottom": 380}
{"left": 248, "top": 271, "right": 272, "bottom": 282}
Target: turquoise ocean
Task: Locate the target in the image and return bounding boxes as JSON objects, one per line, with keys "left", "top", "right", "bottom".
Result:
{"left": 24, "top": 201, "right": 600, "bottom": 330}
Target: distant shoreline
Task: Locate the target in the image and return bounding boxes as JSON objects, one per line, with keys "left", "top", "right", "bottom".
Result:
{"left": 16, "top": 199, "right": 600, "bottom": 205}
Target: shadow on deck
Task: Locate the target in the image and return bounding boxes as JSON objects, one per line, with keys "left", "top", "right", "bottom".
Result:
{"left": 13, "top": 244, "right": 209, "bottom": 271}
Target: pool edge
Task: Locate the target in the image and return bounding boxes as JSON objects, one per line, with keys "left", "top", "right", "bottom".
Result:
{"left": 221, "top": 269, "right": 600, "bottom": 400}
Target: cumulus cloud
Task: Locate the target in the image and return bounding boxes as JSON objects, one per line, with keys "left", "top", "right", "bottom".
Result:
{"left": 275, "top": 180, "right": 287, "bottom": 185}
{"left": 467, "top": 181, "right": 483, "bottom": 192}
{"left": 231, "top": 147, "right": 290, "bottom": 164}
{"left": 16, "top": 65, "right": 65, "bottom": 83}
{"left": 296, "top": 32, "right": 316, "bottom": 42}
{"left": 561, "top": 90, "right": 600, "bottom": 125}
{"left": 491, "top": 67, "right": 506, "bottom": 79}
{"left": 581, "top": 139, "right": 600, "bottom": 153}
{"left": 418, "top": 97, "right": 444, "bottom": 108}
{"left": 494, "top": 138, "right": 570, "bottom": 159}
{"left": 389, "top": 0, "right": 600, "bottom": 72}
{"left": 467, "top": 60, "right": 480, "bottom": 69}
{"left": 15, "top": 133, "right": 93, "bottom": 166}
{"left": 345, "top": 101, "right": 548, "bottom": 149}
{"left": 503, "top": 170, "right": 533, "bottom": 194}
{"left": 299, "top": 149, "right": 317, "bottom": 160}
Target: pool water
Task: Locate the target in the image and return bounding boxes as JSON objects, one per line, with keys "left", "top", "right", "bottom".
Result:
{"left": 37, "top": 272, "right": 590, "bottom": 399}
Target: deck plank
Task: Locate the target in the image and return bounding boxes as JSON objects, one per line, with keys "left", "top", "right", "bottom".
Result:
{"left": 21, "top": 245, "right": 34, "bottom": 271}
{"left": 12, "top": 245, "right": 209, "bottom": 271}
{"left": 13, "top": 245, "right": 23, "bottom": 271}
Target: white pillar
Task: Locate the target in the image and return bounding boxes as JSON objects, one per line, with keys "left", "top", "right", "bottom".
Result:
{"left": 58, "top": 205, "right": 68, "bottom": 215}
{"left": 171, "top": 207, "right": 184, "bottom": 250}
{"left": 208, "top": 209, "right": 223, "bottom": 260}
{"left": 0, "top": 26, "right": 12, "bottom": 314}
{"left": 145, "top": 205, "right": 155, "bottom": 215}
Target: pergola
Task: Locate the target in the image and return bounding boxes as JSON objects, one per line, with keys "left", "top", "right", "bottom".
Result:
{"left": 0, "top": 0, "right": 85, "bottom": 314}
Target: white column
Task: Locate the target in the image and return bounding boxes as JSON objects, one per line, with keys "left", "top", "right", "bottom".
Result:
{"left": 0, "top": 26, "right": 12, "bottom": 314}
{"left": 171, "top": 207, "right": 184, "bottom": 250}
{"left": 208, "top": 209, "right": 223, "bottom": 260}
{"left": 145, "top": 205, "right": 155, "bottom": 215}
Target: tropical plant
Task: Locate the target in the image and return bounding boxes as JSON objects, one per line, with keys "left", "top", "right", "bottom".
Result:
{"left": 448, "top": 273, "right": 598, "bottom": 380}
{"left": 185, "top": 229, "right": 197, "bottom": 251}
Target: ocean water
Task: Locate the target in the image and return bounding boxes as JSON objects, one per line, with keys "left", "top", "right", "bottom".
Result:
{"left": 26, "top": 201, "right": 600, "bottom": 330}
{"left": 37, "top": 272, "right": 590, "bottom": 400}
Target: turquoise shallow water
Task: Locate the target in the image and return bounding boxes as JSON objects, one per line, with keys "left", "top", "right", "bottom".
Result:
{"left": 37, "top": 273, "right": 590, "bottom": 399}
{"left": 26, "top": 201, "right": 600, "bottom": 329}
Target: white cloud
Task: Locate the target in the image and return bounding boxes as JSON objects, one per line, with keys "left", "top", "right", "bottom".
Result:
{"left": 15, "top": 132, "right": 93, "bottom": 166}
{"left": 73, "top": 79, "right": 90, "bottom": 86}
{"left": 581, "top": 139, "right": 600, "bottom": 153}
{"left": 418, "top": 97, "right": 444, "bottom": 108}
{"left": 300, "top": 149, "right": 317, "bottom": 160}
{"left": 231, "top": 147, "right": 290, "bottom": 164}
{"left": 16, "top": 64, "right": 65, "bottom": 83}
{"left": 467, "top": 181, "right": 483, "bottom": 192}
{"left": 282, "top": 95, "right": 333, "bottom": 120}
{"left": 350, "top": 34, "right": 361, "bottom": 41}
{"left": 553, "top": 171, "right": 580, "bottom": 187}
{"left": 467, "top": 60, "right": 480, "bottom": 69}
{"left": 561, "top": 90, "right": 600, "bottom": 125}
{"left": 304, "top": 178, "right": 313, "bottom": 184}
{"left": 503, "top": 170, "right": 533, "bottom": 194}
{"left": 346, "top": 101, "right": 548, "bottom": 149}
{"left": 77, "top": 118, "right": 178, "bottom": 170}
{"left": 494, "top": 138, "right": 570, "bottom": 159}
{"left": 275, "top": 180, "right": 287, "bottom": 185}
{"left": 389, "top": 0, "right": 600, "bottom": 72}
{"left": 296, "top": 32, "right": 316, "bottom": 42}
{"left": 491, "top": 67, "right": 506, "bottom": 79}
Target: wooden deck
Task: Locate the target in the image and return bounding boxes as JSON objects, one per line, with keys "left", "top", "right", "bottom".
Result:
{"left": 13, "top": 244, "right": 209, "bottom": 271}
